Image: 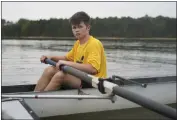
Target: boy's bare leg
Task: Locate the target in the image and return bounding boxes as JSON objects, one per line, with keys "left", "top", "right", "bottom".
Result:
{"left": 44, "top": 71, "right": 65, "bottom": 91}
{"left": 34, "top": 66, "right": 58, "bottom": 91}
{"left": 63, "top": 74, "right": 82, "bottom": 89}
{"left": 44, "top": 71, "right": 81, "bottom": 91}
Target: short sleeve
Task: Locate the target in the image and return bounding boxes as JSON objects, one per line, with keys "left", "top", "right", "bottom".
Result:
{"left": 86, "top": 43, "right": 101, "bottom": 72}
{"left": 66, "top": 48, "right": 74, "bottom": 61}
{"left": 66, "top": 41, "right": 78, "bottom": 61}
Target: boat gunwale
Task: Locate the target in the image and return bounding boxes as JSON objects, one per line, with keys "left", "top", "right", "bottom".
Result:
{"left": 2, "top": 76, "right": 176, "bottom": 94}
{"left": 2, "top": 80, "right": 176, "bottom": 95}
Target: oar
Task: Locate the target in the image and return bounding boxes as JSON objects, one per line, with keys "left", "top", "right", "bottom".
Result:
{"left": 44, "top": 59, "right": 176, "bottom": 120}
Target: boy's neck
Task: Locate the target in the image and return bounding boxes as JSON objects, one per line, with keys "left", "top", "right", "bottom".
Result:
{"left": 79, "top": 34, "right": 90, "bottom": 44}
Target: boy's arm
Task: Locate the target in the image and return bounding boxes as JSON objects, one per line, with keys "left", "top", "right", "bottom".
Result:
{"left": 57, "top": 60, "right": 97, "bottom": 75}
{"left": 48, "top": 42, "right": 77, "bottom": 62}
{"left": 48, "top": 56, "right": 67, "bottom": 62}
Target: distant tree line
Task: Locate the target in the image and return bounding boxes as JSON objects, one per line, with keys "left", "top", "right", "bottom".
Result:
{"left": 1, "top": 15, "right": 176, "bottom": 38}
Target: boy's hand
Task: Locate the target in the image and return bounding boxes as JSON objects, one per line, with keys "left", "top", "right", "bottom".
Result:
{"left": 40, "top": 55, "right": 48, "bottom": 63}
{"left": 56, "top": 60, "right": 67, "bottom": 70}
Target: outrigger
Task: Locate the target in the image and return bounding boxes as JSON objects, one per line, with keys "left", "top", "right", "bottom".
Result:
{"left": 2, "top": 59, "right": 176, "bottom": 120}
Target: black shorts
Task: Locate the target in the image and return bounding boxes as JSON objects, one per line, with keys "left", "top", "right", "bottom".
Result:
{"left": 80, "top": 80, "right": 92, "bottom": 88}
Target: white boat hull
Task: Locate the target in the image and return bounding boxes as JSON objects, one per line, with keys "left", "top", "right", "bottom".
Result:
{"left": 19, "top": 82, "right": 176, "bottom": 118}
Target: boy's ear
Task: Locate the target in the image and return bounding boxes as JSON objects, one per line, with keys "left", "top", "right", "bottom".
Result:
{"left": 87, "top": 24, "right": 91, "bottom": 30}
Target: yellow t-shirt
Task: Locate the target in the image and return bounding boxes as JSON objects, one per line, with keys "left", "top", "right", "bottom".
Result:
{"left": 66, "top": 36, "right": 107, "bottom": 78}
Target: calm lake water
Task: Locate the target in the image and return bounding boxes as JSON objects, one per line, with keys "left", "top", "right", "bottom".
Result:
{"left": 1, "top": 39, "right": 176, "bottom": 86}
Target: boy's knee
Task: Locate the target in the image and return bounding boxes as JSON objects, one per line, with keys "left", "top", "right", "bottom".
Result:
{"left": 52, "top": 71, "right": 65, "bottom": 82}
{"left": 44, "top": 66, "right": 57, "bottom": 75}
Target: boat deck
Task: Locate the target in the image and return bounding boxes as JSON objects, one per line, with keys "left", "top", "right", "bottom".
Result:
{"left": 41, "top": 103, "right": 176, "bottom": 120}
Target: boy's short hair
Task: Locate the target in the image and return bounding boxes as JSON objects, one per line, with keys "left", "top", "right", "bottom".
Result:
{"left": 69, "top": 11, "right": 91, "bottom": 25}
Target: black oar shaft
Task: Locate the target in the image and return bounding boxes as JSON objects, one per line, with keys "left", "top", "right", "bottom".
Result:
{"left": 113, "top": 86, "right": 176, "bottom": 119}
{"left": 63, "top": 66, "right": 93, "bottom": 84}
{"left": 44, "top": 59, "right": 176, "bottom": 119}
{"left": 45, "top": 58, "right": 56, "bottom": 66}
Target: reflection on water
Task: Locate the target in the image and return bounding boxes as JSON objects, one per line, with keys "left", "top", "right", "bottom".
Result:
{"left": 2, "top": 39, "right": 176, "bottom": 85}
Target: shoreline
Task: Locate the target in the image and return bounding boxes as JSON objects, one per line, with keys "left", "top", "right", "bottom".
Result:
{"left": 2, "top": 36, "right": 176, "bottom": 41}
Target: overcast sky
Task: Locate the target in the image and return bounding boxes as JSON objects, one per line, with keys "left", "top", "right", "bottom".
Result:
{"left": 2, "top": 2, "right": 176, "bottom": 22}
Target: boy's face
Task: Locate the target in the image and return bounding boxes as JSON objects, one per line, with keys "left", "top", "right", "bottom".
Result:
{"left": 71, "top": 21, "right": 90, "bottom": 40}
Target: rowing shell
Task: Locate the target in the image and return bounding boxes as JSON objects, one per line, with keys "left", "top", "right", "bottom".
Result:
{"left": 2, "top": 76, "right": 176, "bottom": 119}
